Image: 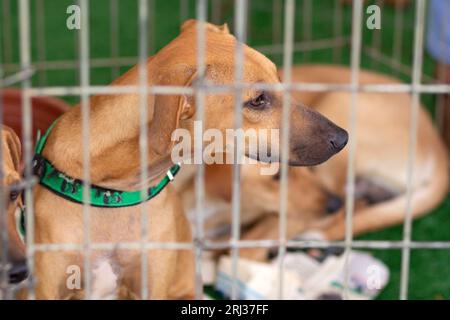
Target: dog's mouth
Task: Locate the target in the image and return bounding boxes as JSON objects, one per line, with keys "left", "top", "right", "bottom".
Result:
{"left": 246, "top": 149, "right": 276, "bottom": 163}
{"left": 287, "top": 144, "right": 332, "bottom": 166}
{"left": 241, "top": 125, "right": 349, "bottom": 167}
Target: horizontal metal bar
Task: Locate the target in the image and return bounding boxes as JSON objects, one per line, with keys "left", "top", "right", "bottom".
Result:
{"left": 33, "top": 241, "right": 194, "bottom": 252}
{"left": 0, "top": 38, "right": 349, "bottom": 73}
{"left": 25, "top": 82, "right": 450, "bottom": 97}
{"left": 0, "top": 67, "right": 35, "bottom": 87}
{"left": 255, "top": 37, "right": 350, "bottom": 55}
{"left": 30, "top": 239, "right": 450, "bottom": 253}
{"left": 205, "top": 239, "right": 450, "bottom": 250}
{"left": 28, "top": 85, "right": 195, "bottom": 96}
{"left": 0, "top": 176, "right": 38, "bottom": 192}
{"left": 364, "top": 47, "right": 436, "bottom": 84}
{"left": 2, "top": 56, "right": 140, "bottom": 73}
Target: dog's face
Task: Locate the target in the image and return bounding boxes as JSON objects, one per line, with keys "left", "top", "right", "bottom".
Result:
{"left": 0, "top": 126, "right": 27, "bottom": 283}
{"left": 150, "top": 20, "right": 347, "bottom": 166}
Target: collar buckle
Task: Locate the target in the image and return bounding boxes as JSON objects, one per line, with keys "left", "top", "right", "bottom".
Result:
{"left": 32, "top": 154, "right": 46, "bottom": 178}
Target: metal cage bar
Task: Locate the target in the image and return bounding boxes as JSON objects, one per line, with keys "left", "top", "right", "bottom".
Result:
{"left": 78, "top": 0, "right": 92, "bottom": 299}
{"left": 435, "top": 1, "right": 450, "bottom": 133}
{"left": 277, "top": 0, "right": 295, "bottom": 300}
{"left": 399, "top": 0, "right": 426, "bottom": 301}
{"left": 18, "top": 0, "right": 35, "bottom": 300}
{"left": 342, "top": 0, "right": 363, "bottom": 300}
{"left": 19, "top": 82, "right": 450, "bottom": 97}
{"left": 194, "top": 0, "right": 207, "bottom": 300}
{"left": 0, "top": 15, "right": 8, "bottom": 299}
{"left": 138, "top": 0, "right": 150, "bottom": 301}
{"left": 230, "top": 0, "right": 247, "bottom": 300}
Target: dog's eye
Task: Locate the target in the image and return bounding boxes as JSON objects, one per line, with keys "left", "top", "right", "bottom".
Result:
{"left": 246, "top": 92, "right": 269, "bottom": 109}
{"left": 9, "top": 190, "right": 20, "bottom": 201}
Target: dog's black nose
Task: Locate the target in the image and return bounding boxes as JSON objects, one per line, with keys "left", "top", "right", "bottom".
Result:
{"left": 325, "top": 193, "right": 343, "bottom": 214}
{"left": 8, "top": 260, "right": 28, "bottom": 284}
{"left": 329, "top": 128, "right": 348, "bottom": 152}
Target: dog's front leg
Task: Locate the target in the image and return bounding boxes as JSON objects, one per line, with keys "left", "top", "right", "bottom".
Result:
{"left": 120, "top": 249, "right": 193, "bottom": 300}
{"left": 33, "top": 252, "right": 81, "bottom": 299}
{"left": 240, "top": 214, "right": 309, "bottom": 261}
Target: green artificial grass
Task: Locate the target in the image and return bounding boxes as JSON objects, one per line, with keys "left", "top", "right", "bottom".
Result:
{"left": 1, "top": 0, "right": 449, "bottom": 299}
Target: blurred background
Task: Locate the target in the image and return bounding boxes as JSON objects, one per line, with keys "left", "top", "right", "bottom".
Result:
{"left": 1, "top": 0, "right": 449, "bottom": 299}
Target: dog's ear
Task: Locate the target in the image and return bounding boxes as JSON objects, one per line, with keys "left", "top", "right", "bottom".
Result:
{"left": 180, "top": 19, "right": 197, "bottom": 32}
{"left": 1, "top": 126, "right": 22, "bottom": 173}
{"left": 181, "top": 19, "right": 230, "bottom": 35}
{"left": 148, "top": 65, "right": 199, "bottom": 156}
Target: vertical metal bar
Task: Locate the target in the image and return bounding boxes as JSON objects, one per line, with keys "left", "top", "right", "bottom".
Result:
{"left": 180, "top": 0, "right": 189, "bottom": 26}
{"left": 400, "top": 0, "right": 426, "bottom": 301}
{"left": 194, "top": 0, "right": 207, "bottom": 300}
{"left": 230, "top": 0, "right": 247, "bottom": 301}
{"left": 18, "top": 0, "right": 35, "bottom": 300}
{"left": 138, "top": 0, "right": 150, "bottom": 300}
{"left": 36, "top": 0, "right": 47, "bottom": 86}
{"left": 436, "top": 2, "right": 449, "bottom": 133}
{"left": 332, "top": 0, "right": 343, "bottom": 63}
{"left": 0, "top": 26, "right": 8, "bottom": 299}
{"left": 78, "top": 0, "right": 92, "bottom": 300}
{"left": 278, "top": 0, "right": 295, "bottom": 300}
{"left": 343, "top": 0, "right": 363, "bottom": 300}
{"left": 302, "top": 0, "right": 312, "bottom": 62}
{"left": 110, "top": 0, "right": 120, "bottom": 80}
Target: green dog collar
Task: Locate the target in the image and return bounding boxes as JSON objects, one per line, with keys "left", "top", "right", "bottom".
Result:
{"left": 32, "top": 121, "right": 181, "bottom": 208}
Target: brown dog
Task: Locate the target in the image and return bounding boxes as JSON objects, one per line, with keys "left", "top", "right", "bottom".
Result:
{"left": 30, "top": 23, "right": 346, "bottom": 299}
{"left": 178, "top": 64, "right": 448, "bottom": 261}
{"left": 0, "top": 126, "right": 27, "bottom": 284}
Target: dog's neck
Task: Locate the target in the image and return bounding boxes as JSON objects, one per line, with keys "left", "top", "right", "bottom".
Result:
{"left": 42, "top": 62, "right": 177, "bottom": 191}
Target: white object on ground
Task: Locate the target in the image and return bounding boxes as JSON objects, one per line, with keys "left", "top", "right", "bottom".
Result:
{"left": 202, "top": 252, "right": 218, "bottom": 285}
{"left": 215, "top": 256, "right": 304, "bottom": 300}
{"left": 215, "top": 249, "right": 389, "bottom": 300}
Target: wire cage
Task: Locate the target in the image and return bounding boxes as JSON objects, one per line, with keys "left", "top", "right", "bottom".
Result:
{"left": 0, "top": 0, "right": 450, "bottom": 300}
